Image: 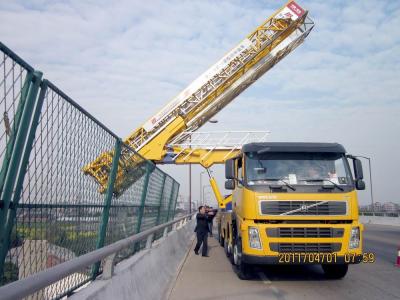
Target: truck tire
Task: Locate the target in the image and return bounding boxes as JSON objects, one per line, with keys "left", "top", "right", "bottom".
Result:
{"left": 233, "top": 238, "right": 252, "bottom": 280}
{"left": 218, "top": 227, "right": 224, "bottom": 247}
{"left": 322, "top": 264, "right": 348, "bottom": 279}
{"left": 224, "top": 238, "right": 231, "bottom": 258}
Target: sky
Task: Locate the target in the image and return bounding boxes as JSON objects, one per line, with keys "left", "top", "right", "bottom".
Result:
{"left": 1, "top": 0, "right": 399, "bottom": 207}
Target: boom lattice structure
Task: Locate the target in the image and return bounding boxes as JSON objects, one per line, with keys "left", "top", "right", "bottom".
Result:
{"left": 83, "top": 1, "right": 314, "bottom": 195}
{"left": 167, "top": 131, "right": 270, "bottom": 167}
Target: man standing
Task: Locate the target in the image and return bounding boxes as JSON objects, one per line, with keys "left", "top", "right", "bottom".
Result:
{"left": 194, "top": 206, "right": 213, "bottom": 257}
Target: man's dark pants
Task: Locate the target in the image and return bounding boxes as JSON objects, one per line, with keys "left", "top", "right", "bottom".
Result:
{"left": 194, "top": 231, "right": 208, "bottom": 256}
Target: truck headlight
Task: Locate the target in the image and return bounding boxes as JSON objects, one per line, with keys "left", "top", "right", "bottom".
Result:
{"left": 248, "top": 227, "right": 262, "bottom": 249}
{"left": 349, "top": 227, "right": 360, "bottom": 249}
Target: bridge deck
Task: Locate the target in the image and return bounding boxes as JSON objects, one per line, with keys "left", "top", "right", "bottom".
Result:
{"left": 168, "top": 224, "right": 400, "bottom": 300}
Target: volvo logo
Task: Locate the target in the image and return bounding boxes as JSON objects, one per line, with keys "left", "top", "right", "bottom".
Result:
{"left": 300, "top": 204, "right": 308, "bottom": 212}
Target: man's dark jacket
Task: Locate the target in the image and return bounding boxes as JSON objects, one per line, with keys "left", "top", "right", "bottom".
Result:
{"left": 194, "top": 213, "right": 210, "bottom": 233}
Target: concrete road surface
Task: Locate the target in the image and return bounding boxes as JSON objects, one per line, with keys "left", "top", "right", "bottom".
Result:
{"left": 168, "top": 224, "right": 400, "bottom": 300}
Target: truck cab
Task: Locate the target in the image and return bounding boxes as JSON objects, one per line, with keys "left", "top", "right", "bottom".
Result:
{"left": 218, "top": 142, "right": 365, "bottom": 279}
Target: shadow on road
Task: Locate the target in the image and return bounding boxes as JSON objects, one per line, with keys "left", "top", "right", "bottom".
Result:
{"left": 254, "top": 264, "right": 329, "bottom": 281}
{"left": 208, "top": 236, "right": 336, "bottom": 282}
{"left": 229, "top": 263, "right": 336, "bottom": 282}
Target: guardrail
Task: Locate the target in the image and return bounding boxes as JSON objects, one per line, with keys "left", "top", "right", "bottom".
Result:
{"left": 359, "top": 212, "right": 400, "bottom": 217}
{"left": 0, "top": 41, "right": 180, "bottom": 298}
{"left": 0, "top": 213, "right": 194, "bottom": 300}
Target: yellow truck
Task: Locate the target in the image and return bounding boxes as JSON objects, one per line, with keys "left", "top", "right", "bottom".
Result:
{"left": 218, "top": 142, "right": 365, "bottom": 279}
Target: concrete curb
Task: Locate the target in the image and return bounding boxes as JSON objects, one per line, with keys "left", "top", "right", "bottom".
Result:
{"left": 164, "top": 235, "right": 195, "bottom": 300}
{"left": 71, "top": 220, "right": 195, "bottom": 300}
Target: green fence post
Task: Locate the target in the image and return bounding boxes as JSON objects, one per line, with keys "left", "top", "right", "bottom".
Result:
{"left": 155, "top": 174, "right": 167, "bottom": 226}
{"left": 0, "top": 78, "right": 47, "bottom": 280}
{"left": 133, "top": 162, "right": 152, "bottom": 252}
{"left": 0, "top": 71, "right": 42, "bottom": 278}
{"left": 91, "top": 139, "right": 122, "bottom": 279}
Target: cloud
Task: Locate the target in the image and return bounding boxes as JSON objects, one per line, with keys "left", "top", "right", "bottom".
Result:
{"left": 1, "top": 0, "right": 399, "bottom": 205}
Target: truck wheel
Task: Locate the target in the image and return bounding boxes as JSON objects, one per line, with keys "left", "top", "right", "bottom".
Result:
{"left": 218, "top": 228, "right": 224, "bottom": 247}
{"left": 224, "top": 238, "right": 231, "bottom": 258}
{"left": 322, "top": 264, "right": 348, "bottom": 279}
{"left": 233, "top": 238, "right": 252, "bottom": 280}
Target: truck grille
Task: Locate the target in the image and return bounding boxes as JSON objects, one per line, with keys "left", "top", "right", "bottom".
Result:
{"left": 260, "top": 200, "right": 347, "bottom": 216}
{"left": 266, "top": 227, "right": 344, "bottom": 238}
{"left": 270, "top": 243, "right": 341, "bottom": 253}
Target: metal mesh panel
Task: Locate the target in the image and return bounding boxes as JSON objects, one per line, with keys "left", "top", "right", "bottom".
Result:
{"left": 108, "top": 145, "right": 180, "bottom": 255}
{"left": 0, "top": 43, "right": 35, "bottom": 287}
{"left": 1, "top": 83, "right": 180, "bottom": 298}
{"left": 136, "top": 167, "right": 167, "bottom": 250}
{"left": 104, "top": 145, "right": 148, "bottom": 262}
{"left": 0, "top": 43, "right": 181, "bottom": 299}
{"left": 170, "top": 182, "right": 180, "bottom": 219}
{"left": 161, "top": 177, "right": 174, "bottom": 224}
{"left": 141, "top": 168, "right": 166, "bottom": 231}
{"left": 0, "top": 43, "right": 33, "bottom": 170}
{"left": 153, "top": 177, "right": 174, "bottom": 240}
{"left": 4, "top": 83, "right": 117, "bottom": 298}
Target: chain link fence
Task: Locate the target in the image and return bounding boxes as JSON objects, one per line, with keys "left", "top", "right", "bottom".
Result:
{"left": 0, "top": 42, "right": 180, "bottom": 299}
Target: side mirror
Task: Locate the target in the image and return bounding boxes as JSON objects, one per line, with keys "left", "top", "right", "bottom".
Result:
{"left": 355, "top": 179, "right": 365, "bottom": 190}
{"left": 225, "top": 159, "right": 235, "bottom": 179}
{"left": 225, "top": 179, "right": 235, "bottom": 190}
{"left": 353, "top": 158, "right": 364, "bottom": 180}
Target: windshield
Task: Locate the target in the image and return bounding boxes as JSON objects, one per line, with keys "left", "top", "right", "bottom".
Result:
{"left": 245, "top": 152, "right": 352, "bottom": 187}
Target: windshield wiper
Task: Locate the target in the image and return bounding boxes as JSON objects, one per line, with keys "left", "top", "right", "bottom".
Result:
{"left": 302, "top": 178, "right": 344, "bottom": 191}
{"left": 264, "top": 178, "right": 296, "bottom": 191}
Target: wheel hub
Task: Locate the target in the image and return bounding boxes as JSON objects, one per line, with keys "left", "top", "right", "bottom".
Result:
{"left": 233, "top": 244, "right": 239, "bottom": 265}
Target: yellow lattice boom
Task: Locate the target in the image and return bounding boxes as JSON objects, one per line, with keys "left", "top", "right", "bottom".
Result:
{"left": 83, "top": 1, "right": 314, "bottom": 195}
